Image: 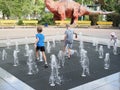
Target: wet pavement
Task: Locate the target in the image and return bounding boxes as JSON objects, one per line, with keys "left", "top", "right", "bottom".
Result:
{"left": 0, "top": 41, "right": 120, "bottom": 90}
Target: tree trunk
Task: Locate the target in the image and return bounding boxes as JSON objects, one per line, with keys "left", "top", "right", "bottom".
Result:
{"left": 2, "top": 13, "right": 5, "bottom": 19}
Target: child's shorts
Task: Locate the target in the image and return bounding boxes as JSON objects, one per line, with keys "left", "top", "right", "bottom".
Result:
{"left": 36, "top": 46, "right": 45, "bottom": 51}
{"left": 64, "top": 41, "right": 73, "bottom": 49}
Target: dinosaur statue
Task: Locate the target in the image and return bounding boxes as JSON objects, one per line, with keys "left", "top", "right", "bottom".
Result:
{"left": 45, "top": 0, "right": 113, "bottom": 24}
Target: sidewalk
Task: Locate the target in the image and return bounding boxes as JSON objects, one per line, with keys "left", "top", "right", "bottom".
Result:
{"left": 0, "top": 27, "right": 120, "bottom": 47}
{"left": 0, "top": 27, "right": 120, "bottom": 39}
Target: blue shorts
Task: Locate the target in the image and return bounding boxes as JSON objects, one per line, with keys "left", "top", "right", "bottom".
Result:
{"left": 64, "top": 41, "right": 73, "bottom": 49}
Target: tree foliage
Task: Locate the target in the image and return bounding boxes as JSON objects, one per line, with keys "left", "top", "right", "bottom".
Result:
{"left": 75, "top": 0, "right": 120, "bottom": 13}
{"left": 114, "top": 0, "right": 120, "bottom": 14}
{"left": 0, "top": 0, "right": 45, "bottom": 19}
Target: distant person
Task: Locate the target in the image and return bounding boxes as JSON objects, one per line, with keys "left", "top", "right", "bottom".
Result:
{"left": 110, "top": 32, "right": 117, "bottom": 46}
{"left": 34, "top": 26, "right": 48, "bottom": 68}
{"left": 63, "top": 24, "right": 77, "bottom": 59}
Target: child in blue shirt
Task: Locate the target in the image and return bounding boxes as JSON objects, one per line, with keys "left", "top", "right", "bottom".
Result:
{"left": 34, "top": 26, "right": 48, "bottom": 68}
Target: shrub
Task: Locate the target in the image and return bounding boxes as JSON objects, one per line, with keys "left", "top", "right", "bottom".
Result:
{"left": 89, "top": 14, "right": 99, "bottom": 25}
{"left": 17, "top": 19, "right": 23, "bottom": 25}
{"left": 107, "top": 13, "right": 120, "bottom": 27}
{"left": 39, "top": 13, "right": 54, "bottom": 25}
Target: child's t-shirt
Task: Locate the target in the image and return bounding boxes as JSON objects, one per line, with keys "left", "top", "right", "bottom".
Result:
{"left": 36, "top": 33, "right": 45, "bottom": 46}
{"left": 65, "top": 29, "right": 74, "bottom": 43}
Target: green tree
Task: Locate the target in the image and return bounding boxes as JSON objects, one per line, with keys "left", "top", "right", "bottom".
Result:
{"left": 0, "top": 0, "right": 45, "bottom": 19}
{"left": 0, "top": 0, "right": 24, "bottom": 19}
{"left": 32, "top": 0, "right": 45, "bottom": 19}
{"left": 114, "top": 0, "right": 120, "bottom": 14}
{"left": 9, "top": 0, "right": 23, "bottom": 19}
{"left": 0, "top": 0, "right": 10, "bottom": 19}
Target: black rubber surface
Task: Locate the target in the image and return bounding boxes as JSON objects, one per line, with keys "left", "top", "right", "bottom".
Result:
{"left": 0, "top": 41, "right": 120, "bottom": 90}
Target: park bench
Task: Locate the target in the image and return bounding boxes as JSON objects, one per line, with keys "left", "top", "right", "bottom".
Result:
{"left": 55, "top": 20, "right": 70, "bottom": 27}
{"left": 76, "top": 21, "right": 91, "bottom": 27}
{"left": 0, "top": 20, "right": 17, "bottom": 28}
{"left": 23, "top": 20, "right": 38, "bottom": 27}
{"left": 97, "top": 21, "right": 113, "bottom": 28}
{"left": 55, "top": 20, "right": 91, "bottom": 27}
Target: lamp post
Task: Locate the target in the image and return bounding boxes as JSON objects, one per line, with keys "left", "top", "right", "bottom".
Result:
{"left": 81, "top": 0, "right": 84, "bottom": 20}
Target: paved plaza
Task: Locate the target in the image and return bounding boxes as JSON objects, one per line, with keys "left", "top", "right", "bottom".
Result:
{"left": 0, "top": 27, "right": 120, "bottom": 90}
